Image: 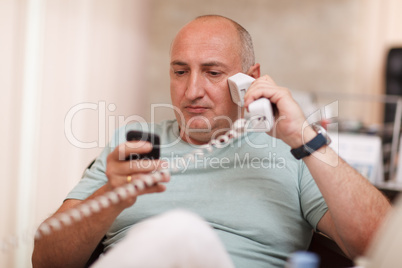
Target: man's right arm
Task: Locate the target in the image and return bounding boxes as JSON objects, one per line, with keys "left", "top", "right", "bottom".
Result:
{"left": 32, "top": 141, "right": 169, "bottom": 268}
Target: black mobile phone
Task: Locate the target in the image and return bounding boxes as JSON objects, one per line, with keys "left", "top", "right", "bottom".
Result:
{"left": 125, "top": 130, "right": 160, "bottom": 160}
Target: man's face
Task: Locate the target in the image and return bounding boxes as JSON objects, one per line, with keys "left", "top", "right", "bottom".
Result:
{"left": 170, "top": 19, "right": 243, "bottom": 144}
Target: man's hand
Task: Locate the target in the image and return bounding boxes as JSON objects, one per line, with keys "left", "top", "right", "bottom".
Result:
{"left": 243, "top": 75, "right": 315, "bottom": 148}
{"left": 105, "top": 140, "right": 170, "bottom": 208}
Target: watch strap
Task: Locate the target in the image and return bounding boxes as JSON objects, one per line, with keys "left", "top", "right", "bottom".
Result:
{"left": 290, "top": 133, "right": 327, "bottom": 160}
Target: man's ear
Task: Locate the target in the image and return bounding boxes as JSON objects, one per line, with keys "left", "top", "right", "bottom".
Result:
{"left": 246, "top": 63, "right": 261, "bottom": 79}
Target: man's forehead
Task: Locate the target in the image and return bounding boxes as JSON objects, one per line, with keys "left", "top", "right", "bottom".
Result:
{"left": 171, "top": 35, "right": 240, "bottom": 61}
{"left": 172, "top": 34, "right": 237, "bottom": 50}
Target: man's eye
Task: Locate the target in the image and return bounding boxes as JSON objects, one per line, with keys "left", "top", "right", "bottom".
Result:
{"left": 174, "top": 70, "right": 186, "bottom": 75}
{"left": 209, "top": 71, "right": 221, "bottom": 76}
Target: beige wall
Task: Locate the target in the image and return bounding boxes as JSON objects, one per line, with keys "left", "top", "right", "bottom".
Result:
{"left": 0, "top": 1, "right": 24, "bottom": 267}
{"left": 1, "top": 0, "right": 402, "bottom": 267}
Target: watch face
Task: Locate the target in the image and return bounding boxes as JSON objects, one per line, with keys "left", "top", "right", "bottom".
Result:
{"left": 311, "top": 123, "right": 331, "bottom": 145}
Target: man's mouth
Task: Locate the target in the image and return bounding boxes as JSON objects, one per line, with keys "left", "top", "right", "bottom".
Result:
{"left": 185, "top": 106, "right": 209, "bottom": 114}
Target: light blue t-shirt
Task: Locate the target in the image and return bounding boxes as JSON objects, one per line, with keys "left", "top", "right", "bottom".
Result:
{"left": 66, "top": 120, "right": 328, "bottom": 268}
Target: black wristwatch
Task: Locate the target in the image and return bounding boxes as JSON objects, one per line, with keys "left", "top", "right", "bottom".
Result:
{"left": 290, "top": 124, "right": 331, "bottom": 160}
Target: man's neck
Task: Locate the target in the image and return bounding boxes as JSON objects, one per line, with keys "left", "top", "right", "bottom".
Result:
{"left": 178, "top": 126, "right": 230, "bottom": 145}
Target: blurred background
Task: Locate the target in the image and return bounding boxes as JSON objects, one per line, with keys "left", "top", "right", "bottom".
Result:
{"left": 1, "top": 0, "right": 401, "bottom": 267}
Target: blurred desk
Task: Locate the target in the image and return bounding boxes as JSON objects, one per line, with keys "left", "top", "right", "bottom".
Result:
{"left": 378, "top": 187, "right": 401, "bottom": 203}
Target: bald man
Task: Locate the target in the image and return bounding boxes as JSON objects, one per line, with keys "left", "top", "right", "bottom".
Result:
{"left": 32, "top": 15, "right": 391, "bottom": 268}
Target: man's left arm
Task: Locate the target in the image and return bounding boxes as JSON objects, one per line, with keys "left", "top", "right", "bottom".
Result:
{"left": 303, "top": 138, "right": 391, "bottom": 258}
{"left": 244, "top": 74, "right": 392, "bottom": 259}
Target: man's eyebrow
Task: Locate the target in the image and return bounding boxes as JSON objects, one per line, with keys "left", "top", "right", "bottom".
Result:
{"left": 170, "top": 60, "right": 188, "bottom": 66}
{"left": 170, "top": 60, "right": 228, "bottom": 68}
{"left": 201, "top": 61, "right": 225, "bottom": 67}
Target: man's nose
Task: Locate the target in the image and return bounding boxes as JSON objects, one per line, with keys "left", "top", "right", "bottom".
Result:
{"left": 185, "top": 73, "right": 205, "bottom": 100}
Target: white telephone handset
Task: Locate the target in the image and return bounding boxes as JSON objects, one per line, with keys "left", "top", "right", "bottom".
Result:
{"left": 228, "top": 73, "right": 275, "bottom": 132}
